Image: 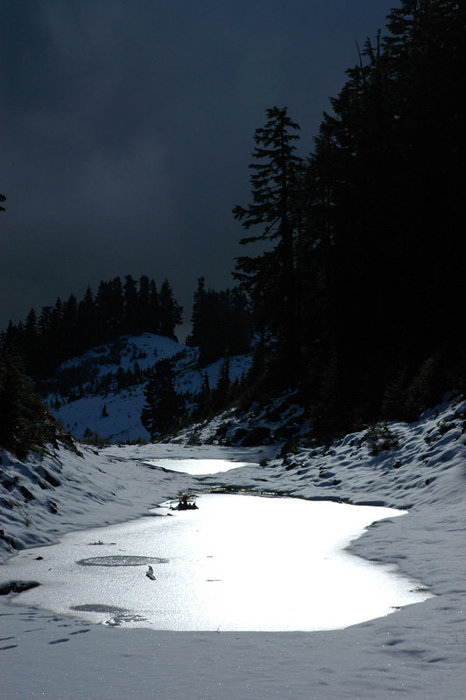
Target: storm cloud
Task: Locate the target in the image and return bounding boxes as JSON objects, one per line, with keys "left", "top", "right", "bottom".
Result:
{"left": 1, "top": 0, "right": 394, "bottom": 336}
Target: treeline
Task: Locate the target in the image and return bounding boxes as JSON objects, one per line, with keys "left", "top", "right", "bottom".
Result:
{"left": 1, "top": 275, "right": 182, "bottom": 379}
{"left": 234, "top": 0, "right": 465, "bottom": 436}
{"left": 186, "top": 278, "right": 251, "bottom": 366}
{"left": 49, "top": 361, "right": 148, "bottom": 406}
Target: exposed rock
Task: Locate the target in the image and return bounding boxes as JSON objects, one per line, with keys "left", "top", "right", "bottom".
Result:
{"left": 0, "top": 580, "right": 40, "bottom": 595}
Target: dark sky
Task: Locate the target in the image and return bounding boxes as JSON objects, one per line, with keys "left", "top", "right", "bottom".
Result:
{"left": 1, "top": 0, "right": 395, "bottom": 338}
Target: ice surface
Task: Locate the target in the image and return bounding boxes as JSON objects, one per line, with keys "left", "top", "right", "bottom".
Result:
{"left": 3, "top": 494, "right": 430, "bottom": 632}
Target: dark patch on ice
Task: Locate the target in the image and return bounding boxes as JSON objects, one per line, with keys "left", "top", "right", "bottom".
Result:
{"left": 49, "top": 638, "right": 69, "bottom": 645}
{"left": 0, "top": 644, "right": 18, "bottom": 650}
{"left": 77, "top": 555, "right": 168, "bottom": 567}
{"left": 0, "top": 580, "right": 40, "bottom": 595}
{"left": 71, "top": 604, "right": 128, "bottom": 614}
{"left": 72, "top": 601, "right": 149, "bottom": 626}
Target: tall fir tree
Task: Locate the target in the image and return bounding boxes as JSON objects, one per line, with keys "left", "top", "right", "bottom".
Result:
{"left": 123, "top": 275, "right": 138, "bottom": 335}
{"left": 233, "top": 106, "right": 303, "bottom": 378}
{"left": 159, "top": 280, "right": 182, "bottom": 339}
{"left": 141, "top": 358, "right": 185, "bottom": 439}
{"left": 187, "top": 278, "right": 251, "bottom": 366}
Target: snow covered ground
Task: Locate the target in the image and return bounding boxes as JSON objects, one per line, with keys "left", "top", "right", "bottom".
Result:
{"left": 0, "top": 399, "right": 465, "bottom": 698}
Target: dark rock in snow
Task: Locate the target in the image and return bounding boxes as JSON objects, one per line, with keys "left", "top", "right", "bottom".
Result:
{"left": 0, "top": 580, "right": 40, "bottom": 595}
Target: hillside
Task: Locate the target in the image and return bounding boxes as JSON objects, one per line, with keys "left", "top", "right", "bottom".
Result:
{"left": 43, "top": 333, "right": 252, "bottom": 442}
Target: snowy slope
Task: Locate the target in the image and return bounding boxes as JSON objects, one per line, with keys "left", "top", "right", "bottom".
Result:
{"left": 44, "top": 333, "right": 252, "bottom": 442}
{"left": 0, "top": 398, "right": 465, "bottom": 698}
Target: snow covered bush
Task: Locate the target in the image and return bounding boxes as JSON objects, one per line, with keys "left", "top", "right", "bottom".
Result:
{"left": 362, "top": 422, "right": 399, "bottom": 456}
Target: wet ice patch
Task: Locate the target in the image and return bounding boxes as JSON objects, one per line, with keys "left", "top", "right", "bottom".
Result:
{"left": 71, "top": 604, "right": 128, "bottom": 614}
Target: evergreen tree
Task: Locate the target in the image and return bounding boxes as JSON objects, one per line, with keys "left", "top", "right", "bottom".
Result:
{"left": 141, "top": 358, "right": 185, "bottom": 439}
{"left": 227, "top": 287, "right": 252, "bottom": 357}
{"left": 123, "top": 275, "right": 138, "bottom": 334}
{"left": 194, "top": 372, "right": 212, "bottom": 418}
{"left": 77, "top": 286, "right": 97, "bottom": 351}
{"left": 96, "top": 277, "right": 124, "bottom": 341}
{"left": 159, "top": 280, "right": 183, "bottom": 339}
{"left": 137, "top": 275, "right": 152, "bottom": 330}
{"left": 23, "top": 309, "right": 39, "bottom": 375}
{"left": 233, "top": 106, "right": 303, "bottom": 377}
{"left": 213, "top": 356, "right": 230, "bottom": 409}
{"left": 187, "top": 278, "right": 251, "bottom": 366}
{"left": 188, "top": 277, "right": 207, "bottom": 347}
{"left": 148, "top": 279, "right": 161, "bottom": 334}
{"left": 187, "top": 278, "right": 222, "bottom": 365}
{"left": 61, "top": 295, "right": 78, "bottom": 359}
{"left": 0, "top": 347, "right": 58, "bottom": 457}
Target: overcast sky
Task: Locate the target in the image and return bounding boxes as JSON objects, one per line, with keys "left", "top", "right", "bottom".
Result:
{"left": 1, "top": 0, "right": 395, "bottom": 338}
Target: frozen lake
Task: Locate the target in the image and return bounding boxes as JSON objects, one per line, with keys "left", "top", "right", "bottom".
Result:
{"left": 2, "top": 490, "right": 431, "bottom": 632}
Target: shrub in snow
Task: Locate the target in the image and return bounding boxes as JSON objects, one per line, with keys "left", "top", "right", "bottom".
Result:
{"left": 361, "top": 423, "right": 399, "bottom": 456}
{"left": 174, "top": 491, "right": 198, "bottom": 510}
